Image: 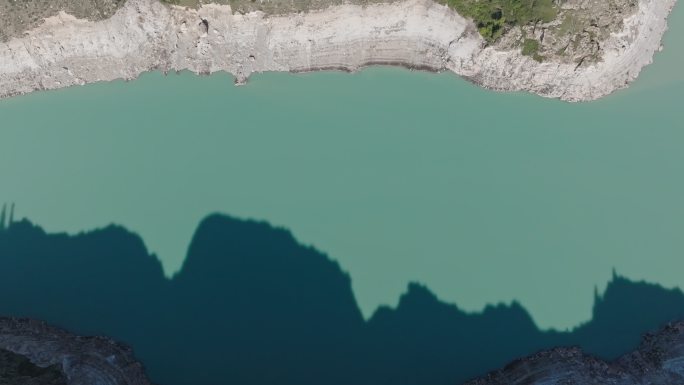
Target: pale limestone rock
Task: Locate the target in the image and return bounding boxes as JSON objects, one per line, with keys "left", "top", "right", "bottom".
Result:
{"left": 0, "top": 0, "right": 677, "bottom": 101}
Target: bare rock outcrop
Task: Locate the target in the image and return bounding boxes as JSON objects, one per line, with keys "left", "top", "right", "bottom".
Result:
{"left": 0, "top": 318, "right": 152, "bottom": 385}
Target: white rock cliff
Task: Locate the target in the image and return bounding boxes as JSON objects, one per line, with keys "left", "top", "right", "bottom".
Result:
{"left": 0, "top": 0, "right": 677, "bottom": 101}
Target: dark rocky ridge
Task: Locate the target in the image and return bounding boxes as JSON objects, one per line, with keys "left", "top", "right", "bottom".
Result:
{"left": 466, "top": 321, "right": 684, "bottom": 385}
{"left": 2, "top": 215, "right": 684, "bottom": 385}
{"left": 0, "top": 317, "right": 151, "bottom": 385}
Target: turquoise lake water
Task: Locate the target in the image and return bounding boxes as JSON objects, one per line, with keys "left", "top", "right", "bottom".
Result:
{"left": 0, "top": 3, "right": 682, "bottom": 329}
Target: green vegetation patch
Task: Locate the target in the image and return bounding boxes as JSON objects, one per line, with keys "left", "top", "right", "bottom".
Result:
{"left": 521, "top": 38, "right": 543, "bottom": 61}
{"left": 444, "top": 0, "right": 558, "bottom": 42}
{"left": 521, "top": 38, "right": 539, "bottom": 55}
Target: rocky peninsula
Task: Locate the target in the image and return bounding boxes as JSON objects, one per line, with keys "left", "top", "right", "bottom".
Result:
{"left": 0, "top": 0, "right": 678, "bottom": 101}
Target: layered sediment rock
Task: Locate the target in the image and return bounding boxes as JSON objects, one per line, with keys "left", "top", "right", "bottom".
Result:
{"left": 0, "top": 0, "right": 677, "bottom": 101}
{"left": 0, "top": 318, "right": 152, "bottom": 385}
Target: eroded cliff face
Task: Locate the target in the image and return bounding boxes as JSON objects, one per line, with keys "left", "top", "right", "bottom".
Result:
{"left": 0, "top": 318, "right": 152, "bottom": 385}
{"left": 466, "top": 321, "right": 684, "bottom": 385}
{"left": 0, "top": 0, "right": 676, "bottom": 102}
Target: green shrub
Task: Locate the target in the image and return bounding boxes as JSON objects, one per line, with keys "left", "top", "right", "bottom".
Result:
{"left": 445, "top": 0, "right": 558, "bottom": 42}
{"left": 521, "top": 38, "right": 539, "bottom": 55}
{"left": 521, "top": 38, "right": 544, "bottom": 61}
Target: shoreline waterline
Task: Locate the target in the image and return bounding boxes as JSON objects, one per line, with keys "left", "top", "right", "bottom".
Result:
{"left": 0, "top": 0, "right": 678, "bottom": 101}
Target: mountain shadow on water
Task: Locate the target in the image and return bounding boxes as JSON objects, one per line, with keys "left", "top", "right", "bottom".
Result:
{"left": 162, "top": 215, "right": 365, "bottom": 385}
{"left": 2, "top": 214, "right": 684, "bottom": 385}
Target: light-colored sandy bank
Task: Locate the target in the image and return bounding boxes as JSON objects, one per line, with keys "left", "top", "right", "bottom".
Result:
{"left": 0, "top": 0, "right": 677, "bottom": 101}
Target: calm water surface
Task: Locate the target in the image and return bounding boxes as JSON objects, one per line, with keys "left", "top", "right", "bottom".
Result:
{"left": 1, "top": 3, "right": 682, "bottom": 329}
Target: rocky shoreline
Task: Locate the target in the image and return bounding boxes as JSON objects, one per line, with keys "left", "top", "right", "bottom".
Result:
{"left": 0, "top": 0, "right": 678, "bottom": 101}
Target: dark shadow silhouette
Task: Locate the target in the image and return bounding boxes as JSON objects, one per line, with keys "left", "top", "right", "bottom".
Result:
{"left": 560, "top": 271, "right": 684, "bottom": 359}
{"left": 2, "top": 214, "right": 684, "bottom": 385}
{"left": 365, "top": 283, "right": 553, "bottom": 385}
{"left": 160, "top": 215, "right": 365, "bottom": 385}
